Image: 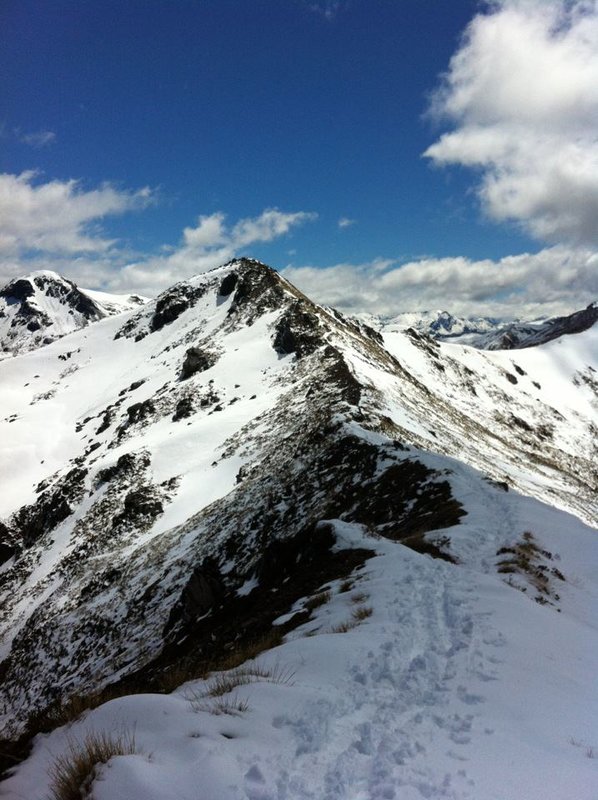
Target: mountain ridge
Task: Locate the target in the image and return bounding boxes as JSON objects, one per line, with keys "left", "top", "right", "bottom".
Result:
{"left": 0, "top": 258, "right": 596, "bottom": 799}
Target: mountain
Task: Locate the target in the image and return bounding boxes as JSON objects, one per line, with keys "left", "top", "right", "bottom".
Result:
{"left": 1, "top": 259, "right": 597, "bottom": 800}
{"left": 366, "top": 309, "right": 503, "bottom": 339}
{"left": 462, "top": 302, "right": 598, "bottom": 350}
{"left": 0, "top": 270, "right": 147, "bottom": 358}
{"left": 368, "top": 303, "right": 598, "bottom": 351}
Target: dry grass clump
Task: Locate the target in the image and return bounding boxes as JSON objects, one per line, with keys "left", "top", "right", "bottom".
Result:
{"left": 331, "top": 605, "right": 373, "bottom": 633}
{"left": 350, "top": 592, "right": 369, "bottom": 605}
{"left": 48, "top": 729, "right": 136, "bottom": 800}
{"left": 496, "top": 530, "right": 565, "bottom": 605}
{"left": 339, "top": 579, "right": 354, "bottom": 593}
{"left": 190, "top": 694, "right": 250, "bottom": 716}
{"left": 187, "top": 661, "right": 294, "bottom": 715}
{"left": 304, "top": 590, "right": 331, "bottom": 612}
{"left": 203, "top": 663, "right": 294, "bottom": 698}
{"left": 351, "top": 605, "right": 373, "bottom": 622}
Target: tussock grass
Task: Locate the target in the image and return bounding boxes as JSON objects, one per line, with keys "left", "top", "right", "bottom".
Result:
{"left": 351, "top": 605, "right": 373, "bottom": 622}
{"left": 331, "top": 604, "right": 373, "bottom": 633}
{"left": 304, "top": 590, "right": 331, "bottom": 612}
{"left": 497, "top": 530, "right": 564, "bottom": 606}
{"left": 350, "top": 592, "right": 369, "bottom": 605}
{"left": 190, "top": 694, "right": 250, "bottom": 716}
{"left": 187, "top": 660, "right": 294, "bottom": 715}
{"left": 48, "top": 729, "right": 136, "bottom": 800}
{"left": 330, "top": 619, "right": 359, "bottom": 633}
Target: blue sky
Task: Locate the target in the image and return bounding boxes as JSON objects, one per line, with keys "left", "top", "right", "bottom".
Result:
{"left": 1, "top": 0, "right": 597, "bottom": 317}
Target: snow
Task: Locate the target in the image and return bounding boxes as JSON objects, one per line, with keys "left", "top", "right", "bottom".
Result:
{"left": 0, "top": 261, "right": 596, "bottom": 799}
{"left": 4, "top": 482, "right": 598, "bottom": 800}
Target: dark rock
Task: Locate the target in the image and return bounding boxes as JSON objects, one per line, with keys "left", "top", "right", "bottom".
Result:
{"left": 180, "top": 347, "right": 217, "bottom": 380}
{"left": 150, "top": 283, "right": 206, "bottom": 332}
{"left": 112, "top": 487, "right": 163, "bottom": 529}
{"left": 168, "top": 558, "right": 226, "bottom": 627}
{"left": 172, "top": 397, "right": 194, "bottom": 421}
{"left": 126, "top": 399, "right": 155, "bottom": 425}
{"left": 11, "top": 468, "right": 87, "bottom": 547}
{"left": 227, "top": 260, "right": 286, "bottom": 319}
{"left": 0, "top": 521, "right": 18, "bottom": 566}
{"left": 218, "top": 273, "right": 238, "bottom": 297}
{"left": 96, "top": 451, "right": 150, "bottom": 485}
{"left": 273, "top": 305, "right": 322, "bottom": 358}
{"left": 0, "top": 278, "right": 35, "bottom": 302}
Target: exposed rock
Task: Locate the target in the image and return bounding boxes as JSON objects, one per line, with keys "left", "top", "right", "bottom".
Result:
{"left": 150, "top": 283, "right": 206, "bottom": 332}
{"left": 180, "top": 346, "right": 218, "bottom": 380}
{"left": 11, "top": 468, "right": 87, "bottom": 547}
{"left": 218, "top": 272, "right": 238, "bottom": 297}
{"left": 273, "top": 304, "right": 323, "bottom": 357}
{"left": 0, "top": 522, "right": 18, "bottom": 566}
{"left": 172, "top": 397, "right": 194, "bottom": 421}
{"left": 126, "top": 399, "right": 156, "bottom": 425}
{"left": 112, "top": 486, "right": 164, "bottom": 529}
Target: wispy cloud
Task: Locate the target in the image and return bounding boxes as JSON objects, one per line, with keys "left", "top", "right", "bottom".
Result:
{"left": 338, "top": 217, "right": 356, "bottom": 229}
{"left": 305, "top": 1, "right": 346, "bottom": 21}
{"left": 19, "top": 129, "right": 56, "bottom": 148}
{"left": 425, "top": 0, "right": 598, "bottom": 246}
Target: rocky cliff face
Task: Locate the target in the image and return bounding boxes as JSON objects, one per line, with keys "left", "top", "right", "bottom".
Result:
{"left": 0, "top": 258, "right": 595, "bottom": 749}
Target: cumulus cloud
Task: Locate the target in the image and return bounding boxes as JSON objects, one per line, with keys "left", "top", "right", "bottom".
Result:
{"left": 19, "top": 130, "right": 57, "bottom": 148}
{"left": 111, "top": 208, "right": 317, "bottom": 294}
{"left": 0, "top": 171, "right": 152, "bottom": 257}
{"left": 424, "top": 0, "right": 598, "bottom": 245}
{"left": 283, "top": 247, "right": 598, "bottom": 319}
{"left": 338, "top": 217, "right": 356, "bottom": 229}
{"left": 0, "top": 172, "right": 317, "bottom": 295}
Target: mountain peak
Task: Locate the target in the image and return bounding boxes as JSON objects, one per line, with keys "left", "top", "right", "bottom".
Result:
{"left": 0, "top": 271, "right": 146, "bottom": 357}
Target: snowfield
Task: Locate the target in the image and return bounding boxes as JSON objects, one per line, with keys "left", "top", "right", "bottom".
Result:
{"left": 0, "top": 260, "right": 596, "bottom": 800}
{"left": 4, "top": 492, "right": 598, "bottom": 800}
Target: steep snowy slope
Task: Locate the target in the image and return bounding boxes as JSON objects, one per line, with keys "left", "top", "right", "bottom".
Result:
{"left": 0, "top": 259, "right": 596, "bottom": 800}
{"left": 0, "top": 270, "right": 146, "bottom": 358}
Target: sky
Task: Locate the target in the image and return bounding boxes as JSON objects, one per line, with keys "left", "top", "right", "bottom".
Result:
{"left": 1, "top": 0, "right": 597, "bottom": 319}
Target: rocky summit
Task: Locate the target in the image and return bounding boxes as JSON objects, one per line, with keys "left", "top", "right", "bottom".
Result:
{"left": 0, "top": 259, "right": 597, "bottom": 799}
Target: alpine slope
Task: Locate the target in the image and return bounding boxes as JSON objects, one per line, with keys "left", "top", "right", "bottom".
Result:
{"left": 0, "top": 259, "right": 596, "bottom": 800}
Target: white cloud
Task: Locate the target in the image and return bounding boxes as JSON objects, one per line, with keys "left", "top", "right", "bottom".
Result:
{"left": 306, "top": 2, "right": 344, "bottom": 21}
{"left": 338, "top": 217, "right": 356, "bottom": 229}
{"left": 0, "top": 171, "right": 317, "bottom": 295}
{"left": 110, "top": 209, "right": 317, "bottom": 294}
{"left": 425, "top": 0, "right": 598, "bottom": 245}
{"left": 0, "top": 171, "right": 152, "bottom": 257}
{"left": 283, "top": 247, "right": 598, "bottom": 319}
{"left": 19, "top": 130, "right": 56, "bottom": 148}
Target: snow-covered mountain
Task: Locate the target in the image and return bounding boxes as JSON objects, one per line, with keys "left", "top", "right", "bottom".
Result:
{"left": 0, "top": 259, "right": 597, "bottom": 800}
{"left": 367, "top": 303, "right": 598, "bottom": 351}
{"left": 0, "top": 270, "right": 147, "bottom": 358}
{"left": 462, "top": 302, "right": 598, "bottom": 350}
{"left": 365, "top": 309, "right": 503, "bottom": 339}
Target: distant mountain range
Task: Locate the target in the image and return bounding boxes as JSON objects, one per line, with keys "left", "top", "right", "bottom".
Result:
{"left": 363, "top": 303, "right": 598, "bottom": 350}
